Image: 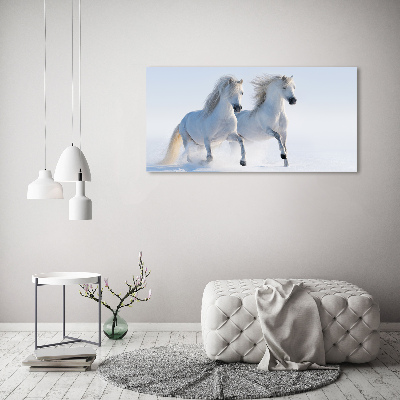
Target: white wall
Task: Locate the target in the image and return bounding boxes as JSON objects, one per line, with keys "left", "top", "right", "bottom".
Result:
{"left": 1, "top": 0, "right": 399, "bottom": 323}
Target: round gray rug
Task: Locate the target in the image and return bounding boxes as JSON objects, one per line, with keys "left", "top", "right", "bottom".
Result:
{"left": 98, "top": 344, "right": 340, "bottom": 399}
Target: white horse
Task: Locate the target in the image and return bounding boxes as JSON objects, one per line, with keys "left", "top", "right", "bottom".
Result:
{"left": 235, "top": 74, "right": 297, "bottom": 167}
{"left": 160, "top": 75, "right": 247, "bottom": 166}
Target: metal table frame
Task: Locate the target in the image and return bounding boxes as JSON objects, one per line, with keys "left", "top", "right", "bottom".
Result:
{"left": 34, "top": 276, "right": 102, "bottom": 349}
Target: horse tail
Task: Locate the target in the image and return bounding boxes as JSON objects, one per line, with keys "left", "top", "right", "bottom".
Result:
{"left": 159, "top": 125, "right": 182, "bottom": 165}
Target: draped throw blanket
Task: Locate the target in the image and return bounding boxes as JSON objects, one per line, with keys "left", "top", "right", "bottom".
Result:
{"left": 256, "top": 279, "right": 335, "bottom": 371}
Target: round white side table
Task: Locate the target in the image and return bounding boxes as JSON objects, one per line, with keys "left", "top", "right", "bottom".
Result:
{"left": 32, "top": 272, "right": 102, "bottom": 349}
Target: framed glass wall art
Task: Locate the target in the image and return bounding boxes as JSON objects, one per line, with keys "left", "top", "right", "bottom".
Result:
{"left": 146, "top": 67, "right": 357, "bottom": 172}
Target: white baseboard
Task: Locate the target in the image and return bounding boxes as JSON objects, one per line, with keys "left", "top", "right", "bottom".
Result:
{"left": 380, "top": 322, "right": 400, "bottom": 332}
{"left": 0, "top": 322, "right": 398, "bottom": 332}
{"left": 0, "top": 322, "right": 202, "bottom": 332}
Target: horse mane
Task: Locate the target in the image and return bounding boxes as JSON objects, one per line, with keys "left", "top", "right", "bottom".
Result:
{"left": 203, "top": 75, "right": 241, "bottom": 115}
{"left": 250, "top": 74, "right": 293, "bottom": 114}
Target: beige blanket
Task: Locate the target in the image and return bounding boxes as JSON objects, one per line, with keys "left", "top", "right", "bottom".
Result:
{"left": 256, "top": 279, "right": 334, "bottom": 371}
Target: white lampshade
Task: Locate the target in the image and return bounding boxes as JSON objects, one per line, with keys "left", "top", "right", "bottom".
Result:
{"left": 54, "top": 145, "right": 91, "bottom": 182}
{"left": 69, "top": 181, "right": 92, "bottom": 220}
{"left": 27, "top": 170, "right": 64, "bottom": 199}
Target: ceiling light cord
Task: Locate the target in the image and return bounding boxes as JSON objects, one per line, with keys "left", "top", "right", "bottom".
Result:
{"left": 79, "top": 0, "right": 84, "bottom": 172}
{"left": 44, "top": 0, "right": 47, "bottom": 170}
{"left": 71, "top": 0, "right": 74, "bottom": 147}
{"left": 27, "top": 0, "right": 63, "bottom": 200}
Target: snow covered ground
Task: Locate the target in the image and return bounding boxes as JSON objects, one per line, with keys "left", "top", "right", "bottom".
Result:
{"left": 146, "top": 139, "right": 357, "bottom": 173}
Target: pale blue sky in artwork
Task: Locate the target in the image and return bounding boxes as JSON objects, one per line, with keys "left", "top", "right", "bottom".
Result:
{"left": 146, "top": 67, "right": 357, "bottom": 170}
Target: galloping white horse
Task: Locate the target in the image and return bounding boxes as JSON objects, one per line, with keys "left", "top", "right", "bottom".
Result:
{"left": 235, "top": 74, "right": 297, "bottom": 167}
{"left": 160, "top": 75, "right": 247, "bottom": 166}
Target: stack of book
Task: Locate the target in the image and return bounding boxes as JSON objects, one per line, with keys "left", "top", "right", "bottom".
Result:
{"left": 22, "top": 347, "right": 96, "bottom": 372}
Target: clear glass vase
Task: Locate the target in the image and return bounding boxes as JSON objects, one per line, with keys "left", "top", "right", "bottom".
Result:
{"left": 103, "top": 312, "right": 128, "bottom": 340}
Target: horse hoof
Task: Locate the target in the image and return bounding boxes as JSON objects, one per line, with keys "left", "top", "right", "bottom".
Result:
{"left": 240, "top": 160, "right": 246, "bottom": 166}
{"left": 206, "top": 156, "right": 213, "bottom": 163}
{"left": 284, "top": 160, "right": 289, "bottom": 167}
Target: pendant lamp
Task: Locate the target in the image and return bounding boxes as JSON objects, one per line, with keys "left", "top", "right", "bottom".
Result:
{"left": 27, "top": 0, "right": 63, "bottom": 200}
{"left": 54, "top": 144, "right": 91, "bottom": 182}
{"left": 69, "top": 171, "right": 92, "bottom": 220}
{"left": 54, "top": 0, "right": 92, "bottom": 220}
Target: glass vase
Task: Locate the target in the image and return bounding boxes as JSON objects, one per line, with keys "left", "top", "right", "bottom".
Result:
{"left": 103, "top": 312, "right": 128, "bottom": 340}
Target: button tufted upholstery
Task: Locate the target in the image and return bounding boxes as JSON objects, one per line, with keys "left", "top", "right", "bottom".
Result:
{"left": 201, "top": 279, "right": 380, "bottom": 364}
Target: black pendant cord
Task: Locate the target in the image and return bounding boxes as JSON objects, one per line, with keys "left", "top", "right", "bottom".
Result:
{"left": 44, "top": 0, "right": 47, "bottom": 170}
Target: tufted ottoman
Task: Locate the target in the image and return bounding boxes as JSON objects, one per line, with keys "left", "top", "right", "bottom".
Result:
{"left": 201, "top": 279, "right": 380, "bottom": 364}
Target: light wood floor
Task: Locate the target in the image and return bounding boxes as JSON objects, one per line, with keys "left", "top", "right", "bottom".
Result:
{"left": 0, "top": 330, "right": 399, "bottom": 400}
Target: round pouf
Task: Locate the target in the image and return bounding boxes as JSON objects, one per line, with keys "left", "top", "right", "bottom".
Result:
{"left": 98, "top": 344, "right": 340, "bottom": 399}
